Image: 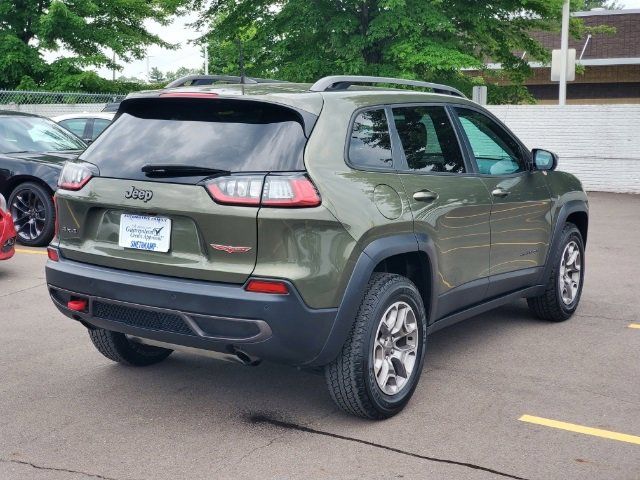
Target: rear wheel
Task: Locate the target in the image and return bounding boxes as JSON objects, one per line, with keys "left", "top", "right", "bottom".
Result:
{"left": 325, "top": 273, "right": 427, "bottom": 419}
{"left": 528, "top": 223, "right": 585, "bottom": 322}
{"left": 88, "top": 328, "right": 172, "bottom": 366}
{"left": 8, "top": 182, "right": 55, "bottom": 247}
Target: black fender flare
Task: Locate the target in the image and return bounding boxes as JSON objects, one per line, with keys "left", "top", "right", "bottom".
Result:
{"left": 305, "top": 233, "right": 438, "bottom": 367}
{"left": 538, "top": 200, "right": 588, "bottom": 284}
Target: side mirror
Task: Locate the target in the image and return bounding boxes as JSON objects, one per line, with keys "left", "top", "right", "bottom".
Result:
{"left": 532, "top": 149, "right": 558, "bottom": 171}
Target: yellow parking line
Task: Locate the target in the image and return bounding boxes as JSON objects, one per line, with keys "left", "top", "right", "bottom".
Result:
{"left": 519, "top": 415, "right": 640, "bottom": 445}
{"left": 14, "top": 248, "right": 47, "bottom": 256}
{"left": 629, "top": 324, "right": 640, "bottom": 329}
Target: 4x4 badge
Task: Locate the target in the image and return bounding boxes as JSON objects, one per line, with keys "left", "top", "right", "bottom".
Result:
{"left": 210, "top": 244, "right": 252, "bottom": 254}
{"left": 124, "top": 186, "right": 153, "bottom": 202}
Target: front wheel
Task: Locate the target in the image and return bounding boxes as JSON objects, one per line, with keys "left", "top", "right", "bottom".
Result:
{"left": 325, "top": 273, "right": 427, "bottom": 419}
{"left": 528, "top": 223, "right": 585, "bottom": 322}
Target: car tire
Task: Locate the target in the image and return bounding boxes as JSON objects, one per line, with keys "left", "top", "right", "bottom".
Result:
{"left": 527, "top": 223, "right": 585, "bottom": 322}
{"left": 88, "top": 328, "right": 173, "bottom": 366}
{"left": 8, "top": 181, "right": 55, "bottom": 247}
{"left": 325, "top": 273, "right": 427, "bottom": 419}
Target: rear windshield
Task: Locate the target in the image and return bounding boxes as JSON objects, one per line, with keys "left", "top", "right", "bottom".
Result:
{"left": 80, "top": 98, "right": 309, "bottom": 182}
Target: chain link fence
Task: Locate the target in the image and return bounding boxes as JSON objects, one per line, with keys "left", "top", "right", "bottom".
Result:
{"left": 0, "top": 90, "right": 125, "bottom": 118}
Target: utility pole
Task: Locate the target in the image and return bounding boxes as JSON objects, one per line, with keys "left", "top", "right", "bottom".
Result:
{"left": 559, "top": 0, "right": 570, "bottom": 106}
{"left": 145, "top": 55, "right": 154, "bottom": 83}
{"left": 203, "top": 45, "right": 209, "bottom": 75}
{"left": 112, "top": 51, "right": 116, "bottom": 81}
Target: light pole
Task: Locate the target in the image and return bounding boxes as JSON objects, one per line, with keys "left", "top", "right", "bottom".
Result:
{"left": 559, "top": 0, "right": 570, "bottom": 106}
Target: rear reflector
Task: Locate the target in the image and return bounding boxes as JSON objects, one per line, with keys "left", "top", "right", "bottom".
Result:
{"left": 67, "top": 299, "right": 88, "bottom": 312}
{"left": 47, "top": 247, "right": 59, "bottom": 262}
{"left": 245, "top": 279, "right": 289, "bottom": 295}
{"left": 205, "top": 174, "right": 320, "bottom": 208}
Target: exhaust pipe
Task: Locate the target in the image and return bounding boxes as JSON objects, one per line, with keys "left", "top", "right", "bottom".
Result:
{"left": 234, "top": 349, "right": 262, "bottom": 366}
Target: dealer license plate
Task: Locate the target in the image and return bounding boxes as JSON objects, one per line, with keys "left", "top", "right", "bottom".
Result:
{"left": 118, "top": 214, "right": 171, "bottom": 252}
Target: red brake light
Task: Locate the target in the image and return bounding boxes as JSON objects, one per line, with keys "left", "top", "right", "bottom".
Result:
{"left": 245, "top": 279, "right": 289, "bottom": 295}
{"left": 205, "top": 174, "right": 321, "bottom": 208}
{"left": 58, "top": 162, "right": 95, "bottom": 191}
{"left": 47, "top": 246, "right": 59, "bottom": 262}
{"left": 159, "top": 92, "right": 219, "bottom": 98}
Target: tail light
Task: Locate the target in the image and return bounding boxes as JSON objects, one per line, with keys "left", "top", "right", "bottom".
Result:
{"left": 47, "top": 246, "right": 60, "bottom": 262}
{"left": 0, "top": 194, "right": 7, "bottom": 213}
{"left": 58, "top": 162, "right": 98, "bottom": 191}
{"left": 205, "top": 174, "right": 321, "bottom": 208}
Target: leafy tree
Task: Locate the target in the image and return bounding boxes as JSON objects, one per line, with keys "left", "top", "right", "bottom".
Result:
{"left": 581, "top": 0, "right": 623, "bottom": 9}
{"left": 0, "top": 0, "right": 189, "bottom": 88}
{"left": 149, "top": 66, "right": 165, "bottom": 83}
{"left": 165, "top": 66, "right": 204, "bottom": 81}
{"left": 193, "top": 0, "right": 569, "bottom": 86}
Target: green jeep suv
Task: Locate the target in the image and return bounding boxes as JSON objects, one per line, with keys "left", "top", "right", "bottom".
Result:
{"left": 46, "top": 76, "right": 588, "bottom": 419}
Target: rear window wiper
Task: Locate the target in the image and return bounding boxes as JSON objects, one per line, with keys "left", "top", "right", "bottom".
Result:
{"left": 141, "top": 164, "right": 231, "bottom": 178}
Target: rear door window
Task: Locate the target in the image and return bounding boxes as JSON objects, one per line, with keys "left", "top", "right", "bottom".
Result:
{"left": 91, "top": 118, "right": 112, "bottom": 139}
{"left": 59, "top": 118, "right": 88, "bottom": 139}
{"left": 348, "top": 109, "right": 393, "bottom": 169}
{"left": 80, "top": 98, "right": 310, "bottom": 183}
{"left": 392, "top": 106, "right": 465, "bottom": 173}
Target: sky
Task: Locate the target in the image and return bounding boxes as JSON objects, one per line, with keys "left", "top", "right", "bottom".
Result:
{"left": 45, "top": 1, "right": 640, "bottom": 80}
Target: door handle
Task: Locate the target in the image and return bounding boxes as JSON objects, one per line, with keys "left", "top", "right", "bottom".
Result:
{"left": 492, "top": 188, "right": 510, "bottom": 198}
{"left": 413, "top": 190, "right": 438, "bottom": 202}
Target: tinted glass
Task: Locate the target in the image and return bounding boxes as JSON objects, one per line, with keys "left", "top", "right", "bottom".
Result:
{"left": 92, "top": 119, "right": 112, "bottom": 139}
{"left": 81, "top": 99, "right": 308, "bottom": 182}
{"left": 455, "top": 108, "right": 525, "bottom": 175}
{"left": 59, "top": 118, "right": 88, "bottom": 138}
{"left": 0, "top": 116, "right": 86, "bottom": 154}
{"left": 393, "top": 106, "right": 465, "bottom": 173}
{"left": 349, "top": 109, "right": 393, "bottom": 169}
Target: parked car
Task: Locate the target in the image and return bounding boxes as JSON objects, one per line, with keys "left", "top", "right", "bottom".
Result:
{"left": 0, "top": 111, "right": 86, "bottom": 246}
{"left": 53, "top": 112, "right": 115, "bottom": 143}
{"left": 0, "top": 194, "right": 17, "bottom": 260}
{"left": 102, "top": 102, "right": 121, "bottom": 113}
{"left": 46, "top": 76, "right": 588, "bottom": 419}
{"left": 165, "top": 74, "right": 289, "bottom": 88}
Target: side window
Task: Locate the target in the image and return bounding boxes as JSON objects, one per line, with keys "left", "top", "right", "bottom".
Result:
{"left": 59, "top": 119, "right": 87, "bottom": 139}
{"left": 92, "top": 119, "right": 112, "bottom": 139}
{"left": 393, "top": 106, "right": 465, "bottom": 173}
{"left": 349, "top": 109, "right": 393, "bottom": 169}
{"left": 455, "top": 108, "right": 526, "bottom": 175}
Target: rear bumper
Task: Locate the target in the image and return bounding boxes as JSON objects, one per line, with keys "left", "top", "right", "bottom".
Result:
{"left": 45, "top": 256, "right": 338, "bottom": 366}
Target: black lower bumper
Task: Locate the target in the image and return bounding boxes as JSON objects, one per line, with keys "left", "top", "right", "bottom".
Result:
{"left": 45, "top": 256, "right": 338, "bottom": 366}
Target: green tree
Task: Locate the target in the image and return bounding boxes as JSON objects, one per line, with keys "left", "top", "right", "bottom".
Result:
{"left": 581, "top": 0, "right": 623, "bottom": 9}
{"left": 0, "top": 0, "right": 188, "bottom": 89}
{"left": 193, "top": 0, "right": 568, "bottom": 86}
{"left": 149, "top": 66, "right": 165, "bottom": 83}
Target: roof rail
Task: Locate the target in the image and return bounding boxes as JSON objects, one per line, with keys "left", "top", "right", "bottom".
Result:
{"left": 309, "top": 75, "right": 467, "bottom": 98}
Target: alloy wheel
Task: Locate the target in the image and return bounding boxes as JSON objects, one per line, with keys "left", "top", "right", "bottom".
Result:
{"left": 373, "top": 301, "right": 418, "bottom": 396}
{"left": 10, "top": 188, "right": 47, "bottom": 242}
{"left": 559, "top": 240, "right": 582, "bottom": 305}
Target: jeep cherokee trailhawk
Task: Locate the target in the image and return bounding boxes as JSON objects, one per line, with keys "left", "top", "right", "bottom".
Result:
{"left": 46, "top": 76, "right": 588, "bottom": 419}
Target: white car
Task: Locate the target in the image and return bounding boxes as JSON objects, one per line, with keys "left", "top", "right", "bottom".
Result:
{"left": 53, "top": 112, "right": 115, "bottom": 143}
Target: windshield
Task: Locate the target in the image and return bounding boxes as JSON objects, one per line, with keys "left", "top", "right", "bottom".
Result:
{"left": 80, "top": 98, "right": 309, "bottom": 183}
{"left": 0, "top": 116, "right": 86, "bottom": 154}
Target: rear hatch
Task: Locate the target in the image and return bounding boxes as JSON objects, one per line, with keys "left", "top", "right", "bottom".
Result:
{"left": 54, "top": 95, "right": 318, "bottom": 284}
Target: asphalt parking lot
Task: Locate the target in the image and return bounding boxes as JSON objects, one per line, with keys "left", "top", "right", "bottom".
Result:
{"left": 1, "top": 191, "right": 638, "bottom": 480}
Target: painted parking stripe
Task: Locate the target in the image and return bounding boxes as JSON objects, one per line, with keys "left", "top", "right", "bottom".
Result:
{"left": 15, "top": 248, "right": 47, "bottom": 256}
{"left": 629, "top": 324, "right": 640, "bottom": 329}
{"left": 519, "top": 415, "right": 640, "bottom": 445}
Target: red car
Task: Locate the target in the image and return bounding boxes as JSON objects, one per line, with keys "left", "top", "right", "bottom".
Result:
{"left": 0, "top": 194, "right": 16, "bottom": 260}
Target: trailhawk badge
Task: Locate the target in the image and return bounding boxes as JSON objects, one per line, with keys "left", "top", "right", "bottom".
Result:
{"left": 210, "top": 244, "right": 252, "bottom": 254}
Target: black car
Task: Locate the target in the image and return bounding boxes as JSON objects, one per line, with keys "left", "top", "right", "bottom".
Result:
{"left": 0, "top": 111, "right": 86, "bottom": 246}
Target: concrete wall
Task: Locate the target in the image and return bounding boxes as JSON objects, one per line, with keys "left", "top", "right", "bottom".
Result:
{"left": 487, "top": 105, "right": 640, "bottom": 193}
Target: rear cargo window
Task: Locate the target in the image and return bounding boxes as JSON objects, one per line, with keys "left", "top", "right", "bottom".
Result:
{"left": 79, "top": 98, "right": 309, "bottom": 182}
